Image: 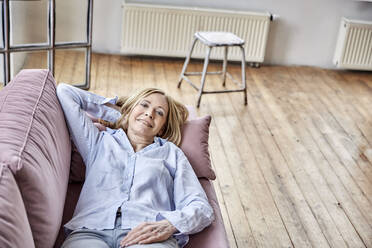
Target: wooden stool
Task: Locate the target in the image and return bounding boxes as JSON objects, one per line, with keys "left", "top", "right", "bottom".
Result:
{"left": 178, "top": 32, "right": 247, "bottom": 107}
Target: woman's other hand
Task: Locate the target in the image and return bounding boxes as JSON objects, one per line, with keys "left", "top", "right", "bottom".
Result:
{"left": 104, "top": 102, "right": 121, "bottom": 111}
{"left": 120, "top": 219, "right": 177, "bottom": 247}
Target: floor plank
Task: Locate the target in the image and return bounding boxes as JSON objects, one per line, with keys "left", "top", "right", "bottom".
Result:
{"left": 256, "top": 66, "right": 368, "bottom": 247}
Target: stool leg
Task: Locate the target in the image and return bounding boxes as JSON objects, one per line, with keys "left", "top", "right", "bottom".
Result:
{"left": 240, "top": 46, "right": 247, "bottom": 105}
{"left": 178, "top": 37, "right": 198, "bottom": 88}
{"left": 222, "top": 46, "right": 228, "bottom": 87}
{"left": 197, "top": 46, "right": 212, "bottom": 108}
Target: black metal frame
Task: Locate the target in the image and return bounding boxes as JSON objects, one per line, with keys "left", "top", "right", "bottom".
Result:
{"left": 1, "top": 0, "right": 93, "bottom": 89}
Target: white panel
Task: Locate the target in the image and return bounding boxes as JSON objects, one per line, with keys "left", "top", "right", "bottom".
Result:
{"left": 121, "top": 3, "right": 271, "bottom": 63}
{"left": 334, "top": 17, "right": 372, "bottom": 71}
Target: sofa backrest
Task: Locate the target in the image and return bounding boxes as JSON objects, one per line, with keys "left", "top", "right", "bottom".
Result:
{"left": 0, "top": 69, "right": 71, "bottom": 248}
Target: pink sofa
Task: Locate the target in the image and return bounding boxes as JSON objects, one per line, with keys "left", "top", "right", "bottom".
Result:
{"left": 0, "top": 69, "right": 229, "bottom": 248}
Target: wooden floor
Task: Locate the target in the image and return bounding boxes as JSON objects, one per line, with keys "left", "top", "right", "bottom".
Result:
{"left": 3, "top": 52, "right": 372, "bottom": 247}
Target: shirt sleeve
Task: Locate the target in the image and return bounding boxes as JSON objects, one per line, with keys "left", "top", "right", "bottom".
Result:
{"left": 156, "top": 150, "right": 215, "bottom": 235}
{"left": 56, "top": 83, "right": 117, "bottom": 166}
{"left": 85, "top": 96, "right": 121, "bottom": 123}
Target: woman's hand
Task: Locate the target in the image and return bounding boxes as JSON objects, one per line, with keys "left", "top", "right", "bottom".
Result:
{"left": 120, "top": 219, "right": 177, "bottom": 247}
{"left": 104, "top": 102, "right": 121, "bottom": 111}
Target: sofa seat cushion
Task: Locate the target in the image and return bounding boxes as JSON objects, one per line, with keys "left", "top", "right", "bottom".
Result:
{"left": 0, "top": 164, "right": 35, "bottom": 248}
{"left": 54, "top": 182, "right": 83, "bottom": 248}
{"left": 0, "top": 70, "right": 71, "bottom": 248}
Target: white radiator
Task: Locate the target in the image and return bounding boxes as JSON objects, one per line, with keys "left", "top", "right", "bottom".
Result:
{"left": 121, "top": 3, "right": 271, "bottom": 63}
{"left": 334, "top": 17, "right": 372, "bottom": 71}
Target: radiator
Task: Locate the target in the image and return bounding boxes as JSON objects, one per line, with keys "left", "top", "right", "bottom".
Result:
{"left": 334, "top": 17, "right": 372, "bottom": 71}
{"left": 121, "top": 3, "right": 271, "bottom": 63}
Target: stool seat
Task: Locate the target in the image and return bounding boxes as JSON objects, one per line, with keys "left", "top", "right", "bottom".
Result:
{"left": 195, "top": 32, "right": 245, "bottom": 46}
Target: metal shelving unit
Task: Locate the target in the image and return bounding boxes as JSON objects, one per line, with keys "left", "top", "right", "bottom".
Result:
{"left": 1, "top": 0, "right": 93, "bottom": 89}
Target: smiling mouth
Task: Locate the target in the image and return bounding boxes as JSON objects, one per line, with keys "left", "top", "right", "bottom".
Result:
{"left": 137, "top": 119, "right": 153, "bottom": 128}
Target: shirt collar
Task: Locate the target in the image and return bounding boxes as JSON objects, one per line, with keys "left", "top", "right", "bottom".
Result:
{"left": 113, "top": 129, "right": 166, "bottom": 154}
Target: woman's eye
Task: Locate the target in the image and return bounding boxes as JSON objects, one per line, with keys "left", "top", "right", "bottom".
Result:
{"left": 157, "top": 111, "right": 164, "bottom": 116}
{"left": 140, "top": 103, "right": 148, "bottom": 108}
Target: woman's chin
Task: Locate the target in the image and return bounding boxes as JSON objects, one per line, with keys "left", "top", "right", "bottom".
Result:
{"left": 133, "top": 128, "right": 155, "bottom": 138}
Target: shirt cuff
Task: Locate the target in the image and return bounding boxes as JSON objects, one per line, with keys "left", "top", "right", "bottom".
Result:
{"left": 156, "top": 211, "right": 188, "bottom": 234}
{"left": 101, "top": 96, "right": 118, "bottom": 105}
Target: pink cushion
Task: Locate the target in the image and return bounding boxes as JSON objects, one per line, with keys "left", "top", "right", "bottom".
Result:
{"left": 0, "top": 165, "right": 35, "bottom": 248}
{"left": 180, "top": 116, "right": 215, "bottom": 180}
{"left": 69, "top": 113, "right": 215, "bottom": 182}
{"left": 0, "top": 69, "right": 71, "bottom": 248}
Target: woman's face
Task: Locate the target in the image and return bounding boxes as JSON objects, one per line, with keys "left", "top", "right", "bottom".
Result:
{"left": 127, "top": 93, "right": 169, "bottom": 139}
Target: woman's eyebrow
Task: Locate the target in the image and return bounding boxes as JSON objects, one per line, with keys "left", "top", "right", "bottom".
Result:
{"left": 157, "top": 106, "right": 166, "bottom": 111}
{"left": 143, "top": 99, "right": 167, "bottom": 111}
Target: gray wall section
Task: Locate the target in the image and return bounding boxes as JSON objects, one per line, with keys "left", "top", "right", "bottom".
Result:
{"left": 92, "top": 0, "right": 123, "bottom": 55}
{"left": 92, "top": 0, "right": 372, "bottom": 68}
{"left": 2, "top": 0, "right": 372, "bottom": 75}
{"left": 115, "top": 0, "right": 372, "bottom": 68}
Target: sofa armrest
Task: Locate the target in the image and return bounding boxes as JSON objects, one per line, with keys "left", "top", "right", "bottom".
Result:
{"left": 0, "top": 69, "right": 71, "bottom": 248}
{"left": 186, "top": 178, "right": 230, "bottom": 248}
{"left": 0, "top": 165, "right": 35, "bottom": 248}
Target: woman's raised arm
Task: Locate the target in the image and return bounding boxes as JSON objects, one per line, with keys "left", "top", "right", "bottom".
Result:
{"left": 56, "top": 83, "right": 119, "bottom": 167}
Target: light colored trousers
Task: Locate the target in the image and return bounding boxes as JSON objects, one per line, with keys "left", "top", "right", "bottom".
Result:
{"left": 61, "top": 215, "right": 179, "bottom": 248}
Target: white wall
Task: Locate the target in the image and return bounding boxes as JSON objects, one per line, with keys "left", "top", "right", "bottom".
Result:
{"left": 89, "top": 0, "right": 372, "bottom": 68}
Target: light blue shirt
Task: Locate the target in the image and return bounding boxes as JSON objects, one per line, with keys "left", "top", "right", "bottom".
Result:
{"left": 56, "top": 84, "right": 214, "bottom": 247}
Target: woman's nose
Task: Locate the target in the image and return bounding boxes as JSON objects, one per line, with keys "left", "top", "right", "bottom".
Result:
{"left": 145, "top": 111, "right": 153, "bottom": 119}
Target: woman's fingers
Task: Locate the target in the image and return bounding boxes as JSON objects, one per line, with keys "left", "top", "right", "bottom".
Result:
{"left": 104, "top": 102, "right": 121, "bottom": 111}
{"left": 120, "top": 220, "right": 176, "bottom": 247}
{"left": 123, "top": 231, "right": 156, "bottom": 246}
{"left": 137, "top": 230, "right": 169, "bottom": 245}
{"left": 120, "top": 223, "right": 153, "bottom": 245}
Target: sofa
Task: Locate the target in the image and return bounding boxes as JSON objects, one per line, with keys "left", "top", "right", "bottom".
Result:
{"left": 0, "top": 69, "right": 229, "bottom": 248}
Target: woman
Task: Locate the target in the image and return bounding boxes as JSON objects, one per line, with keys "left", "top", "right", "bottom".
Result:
{"left": 56, "top": 84, "right": 214, "bottom": 248}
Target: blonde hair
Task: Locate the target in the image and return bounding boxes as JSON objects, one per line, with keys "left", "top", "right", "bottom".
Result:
{"left": 99, "top": 88, "right": 188, "bottom": 146}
